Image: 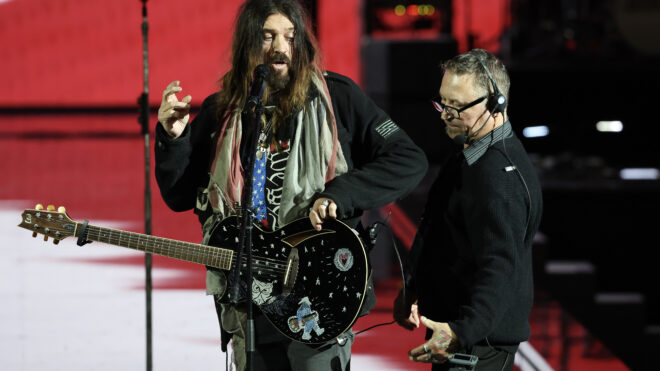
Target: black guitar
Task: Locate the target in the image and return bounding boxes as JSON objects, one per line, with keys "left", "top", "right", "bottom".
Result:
{"left": 18, "top": 205, "right": 368, "bottom": 344}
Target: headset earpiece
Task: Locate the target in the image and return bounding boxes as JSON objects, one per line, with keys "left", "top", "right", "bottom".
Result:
{"left": 488, "top": 91, "right": 506, "bottom": 114}
{"left": 477, "top": 58, "right": 507, "bottom": 114}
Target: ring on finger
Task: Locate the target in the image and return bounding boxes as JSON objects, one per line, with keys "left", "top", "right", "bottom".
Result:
{"left": 321, "top": 199, "right": 330, "bottom": 207}
{"left": 423, "top": 344, "right": 429, "bottom": 353}
{"left": 427, "top": 353, "right": 432, "bottom": 360}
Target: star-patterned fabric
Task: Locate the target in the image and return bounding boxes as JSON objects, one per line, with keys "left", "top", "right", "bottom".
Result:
{"left": 251, "top": 150, "right": 268, "bottom": 224}
{"left": 250, "top": 140, "right": 291, "bottom": 230}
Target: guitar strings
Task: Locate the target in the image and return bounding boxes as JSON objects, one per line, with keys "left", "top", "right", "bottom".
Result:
{"left": 84, "top": 227, "right": 303, "bottom": 277}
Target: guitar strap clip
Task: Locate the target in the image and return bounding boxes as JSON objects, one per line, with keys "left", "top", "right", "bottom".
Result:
{"left": 77, "top": 220, "right": 92, "bottom": 246}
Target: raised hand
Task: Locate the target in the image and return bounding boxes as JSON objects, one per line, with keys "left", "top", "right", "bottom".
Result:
{"left": 157, "top": 80, "right": 192, "bottom": 138}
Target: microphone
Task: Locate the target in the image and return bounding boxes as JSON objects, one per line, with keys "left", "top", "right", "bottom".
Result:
{"left": 245, "top": 64, "right": 270, "bottom": 112}
{"left": 452, "top": 110, "right": 493, "bottom": 146}
{"left": 453, "top": 134, "right": 467, "bottom": 146}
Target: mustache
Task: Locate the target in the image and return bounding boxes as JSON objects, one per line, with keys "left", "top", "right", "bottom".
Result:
{"left": 267, "top": 52, "right": 291, "bottom": 64}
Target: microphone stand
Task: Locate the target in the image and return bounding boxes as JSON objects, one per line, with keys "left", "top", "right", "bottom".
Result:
{"left": 231, "top": 101, "right": 264, "bottom": 371}
{"left": 137, "top": 1, "right": 153, "bottom": 370}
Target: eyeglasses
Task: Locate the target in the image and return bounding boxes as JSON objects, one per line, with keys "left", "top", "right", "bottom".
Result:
{"left": 431, "top": 95, "right": 487, "bottom": 120}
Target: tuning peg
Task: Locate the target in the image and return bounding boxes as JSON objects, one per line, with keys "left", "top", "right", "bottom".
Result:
{"left": 57, "top": 206, "right": 66, "bottom": 213}
{"left": 47, "top": 205, "right": 55, "bottom": 211}
{"left": 32, "top": 232, "right": 38, "bottom": 238}
{"left": 35, "top": 204, "right": 44, "bottom": 210}
{"left": 53, "top": 240, "right": 60, "bottom": 245}
{"left": 43, "top": 235, "right": 48, "bottom": 241}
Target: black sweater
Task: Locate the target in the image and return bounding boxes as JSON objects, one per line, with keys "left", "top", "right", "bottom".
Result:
{"left": 410, "top": 130, "right": 543, "bottom": 349}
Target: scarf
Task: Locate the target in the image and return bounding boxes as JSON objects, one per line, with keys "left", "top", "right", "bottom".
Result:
{"left": 205, "top": 70, "right": 348, "bottom": 231}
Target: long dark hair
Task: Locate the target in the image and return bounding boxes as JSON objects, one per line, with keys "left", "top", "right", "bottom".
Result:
{"left": 216, "top": 0, "right": 322, "bottom": 126}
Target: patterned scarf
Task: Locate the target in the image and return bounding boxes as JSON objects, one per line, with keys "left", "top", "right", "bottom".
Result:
{"left": 205, "top": 70, "right": 348, "bottom": 230}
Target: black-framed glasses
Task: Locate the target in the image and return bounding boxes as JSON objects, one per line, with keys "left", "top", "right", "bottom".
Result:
{"left": 431, "top": 95, "right": 487, "bottom": 120}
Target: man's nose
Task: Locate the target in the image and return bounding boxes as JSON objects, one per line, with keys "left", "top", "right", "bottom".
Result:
{"left": 441, "top": 109, "right": 454, "bottom": 121}
{"left": 272, "top": 35, "right": 288, "bottom": 53}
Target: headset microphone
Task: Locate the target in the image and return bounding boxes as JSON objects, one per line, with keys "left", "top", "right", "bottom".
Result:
{"left": 453, "top": 134, "right": 467, "bottom": 146}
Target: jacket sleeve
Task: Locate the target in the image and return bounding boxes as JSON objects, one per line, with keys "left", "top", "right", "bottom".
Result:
{"left": 154, "top": 94, "right": 217, "bottom": 212}
{"left": 319, "top": 73, "right": 428, "bottom": 219}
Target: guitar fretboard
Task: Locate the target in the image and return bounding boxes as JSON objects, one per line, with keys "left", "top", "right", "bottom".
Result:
{"left": 82, "top": 224, "right": 233, "bottom": 270}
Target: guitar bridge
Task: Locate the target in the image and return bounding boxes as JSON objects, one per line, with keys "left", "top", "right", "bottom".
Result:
{"left": 282, "top": 247, "right": 299, "bottom": 294}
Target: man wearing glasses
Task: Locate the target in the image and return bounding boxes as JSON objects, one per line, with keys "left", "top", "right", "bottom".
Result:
{"left": 393, "top": 49, "right": 543, "bottom": 371}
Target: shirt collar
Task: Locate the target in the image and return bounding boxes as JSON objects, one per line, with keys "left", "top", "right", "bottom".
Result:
{"left": 463, "top": 120, "right": 512, "bottom": 166}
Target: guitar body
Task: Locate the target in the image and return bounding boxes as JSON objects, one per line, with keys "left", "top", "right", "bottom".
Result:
{"left": 208, "top": 216, "right": 368, "bottom": 344}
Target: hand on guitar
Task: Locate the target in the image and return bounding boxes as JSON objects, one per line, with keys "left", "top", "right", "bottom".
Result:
{"left": 158, "top": 80, "right": 192, "bottom": 139}
{"left": 393, "top": 288, "right": 420, "bottom": 330}
{"left": 308, "top": 197, "right": 337, "bottom": 231}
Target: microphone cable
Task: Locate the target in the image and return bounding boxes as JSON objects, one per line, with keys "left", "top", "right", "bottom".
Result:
{"left": 353, "top": 212, "right": 408, "bottom": 337}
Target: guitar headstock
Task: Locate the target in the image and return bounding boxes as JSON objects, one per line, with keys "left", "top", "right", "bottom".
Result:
{"left": 18, "top": 204, "right": 77, "bottom": 245}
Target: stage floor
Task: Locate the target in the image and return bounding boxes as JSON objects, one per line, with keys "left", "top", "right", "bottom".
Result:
{"left": 1, "top": 202, "right": 629, "bottom": 371}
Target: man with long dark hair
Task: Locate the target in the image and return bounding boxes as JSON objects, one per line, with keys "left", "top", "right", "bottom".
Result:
{"left": 154, "top": 0, "right": 428, "bottom": 370}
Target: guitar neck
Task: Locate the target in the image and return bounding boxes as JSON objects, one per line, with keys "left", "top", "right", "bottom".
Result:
{"left": 79, "top": 223, "right": 233, "bottom": 270}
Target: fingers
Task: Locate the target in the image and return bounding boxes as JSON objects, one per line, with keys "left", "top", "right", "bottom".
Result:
{"left": 317, "top": 199, "right": 336, "bottom": 219}
{"left": 157, "top": 81, "right": 192, "bottom": 138}
{"left": 410, "top": 304, "right": 420, "bottom": 328}
{"left": 309, "top": 209, "right": 323, "bottom": 231}
{"left": 327, "top": 202, "right": 337, "bottom": 218}
{"left": 396, "top": 318, "right": 418, "bottom": 331}
{"left": 164, "top": 99, "right": 191, "bottom": 117}
{"left": 408, "top": 342, "right": 450, "bottom": 364}
{"left": 162, "top": 80, "right": 182, "bottom": 102}
{"left": 393, "top": 291, "right": 418, "bottom": 330}
{"left": 409, "top": 342, "right": 428, "bottom": 358}
{"left": 160, "top": 81, "right": 191, "bottom": 112}
{"left": 409, "top": 342, "right": 434, "bottom": 363}
{"left": 308, "top": 198, "right": 337, "bottom": 231}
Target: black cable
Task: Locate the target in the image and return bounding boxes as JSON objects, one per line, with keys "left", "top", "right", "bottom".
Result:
{"left": 501, "top": 132, "right": 532, "bottom": 232}
{"left": 354, "top": 214, "right": 408, "bottom": 337}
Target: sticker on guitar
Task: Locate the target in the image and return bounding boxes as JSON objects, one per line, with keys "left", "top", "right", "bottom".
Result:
{"left": 333, "top": 248, "right": 354, "bottom": 271}
{"left": 287, "top": 297, "right": 325, "bottom": 340}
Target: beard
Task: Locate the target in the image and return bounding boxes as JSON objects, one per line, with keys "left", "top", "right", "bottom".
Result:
{"left": 268, "top": 69, "right": 291, "bottom": 90}
{"left": 266, "top": 52, "right": 292, "bottom": 90}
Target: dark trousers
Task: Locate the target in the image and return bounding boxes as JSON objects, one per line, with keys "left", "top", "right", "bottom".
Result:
{"left": 432, "top": 344, "right": 516, "bottom": 371}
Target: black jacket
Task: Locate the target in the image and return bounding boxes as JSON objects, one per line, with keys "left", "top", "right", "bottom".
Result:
{"left": 155, "top": 71, "right": 428, "bottom": 230}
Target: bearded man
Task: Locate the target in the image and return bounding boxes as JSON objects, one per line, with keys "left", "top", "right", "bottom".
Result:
{"left": 155, "top": 1, "right": 428, "bottom": 370}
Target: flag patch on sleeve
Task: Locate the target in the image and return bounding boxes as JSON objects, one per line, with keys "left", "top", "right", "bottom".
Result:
{"left": 375, "top": 119, "right": 400, "bottom": 139}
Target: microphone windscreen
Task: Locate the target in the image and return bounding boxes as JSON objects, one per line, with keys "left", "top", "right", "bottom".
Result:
{"left": 453, "top": 135, "right": 467, "bottom": 146}
{"left": 253, "top": 64, "right": 270, "bottom": 79}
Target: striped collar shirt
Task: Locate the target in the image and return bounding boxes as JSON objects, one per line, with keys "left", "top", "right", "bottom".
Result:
{"left": 463, "top": 120, "right": 513, "bottom": 166}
